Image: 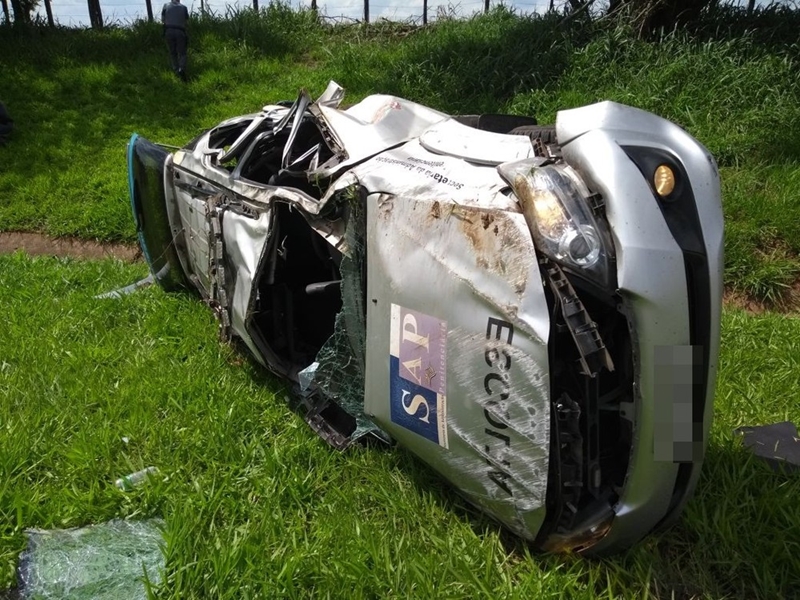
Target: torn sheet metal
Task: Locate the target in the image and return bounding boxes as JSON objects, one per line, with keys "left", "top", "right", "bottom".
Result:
{"left": 360, "top": 151, "right": 552, "bottom": 538}
{"left": 222, "top": 207, "right": 272, "bottom": 362}
{"left": 311, "top": 94, "right": 449, "bottom": 178}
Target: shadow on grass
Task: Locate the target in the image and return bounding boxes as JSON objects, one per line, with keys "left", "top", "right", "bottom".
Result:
{"left": 381, "top": 431, "right": 800, "bottom": 598}
{"left": 0, "top": 6, "right": 324, "bottom": 159}
{"left": 328, "top": 8, "right": 585, "bottom": 115}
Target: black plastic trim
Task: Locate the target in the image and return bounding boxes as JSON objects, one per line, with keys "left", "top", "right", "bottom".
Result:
{"left": 128, "top": 134, "right": 190, "bottom": 291}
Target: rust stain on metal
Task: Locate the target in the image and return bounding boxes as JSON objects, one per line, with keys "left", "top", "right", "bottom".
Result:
{"left": 541, "top": 514, "right": 613, "bottom": 554}
{"left": 377, "top": 196, "right": 394, "bottom": 219}
{"left": 458, "top": 211, "right": 530, "bottom": 297}
{"left": 459, "top": 212, "right": 489, "bottom": 260}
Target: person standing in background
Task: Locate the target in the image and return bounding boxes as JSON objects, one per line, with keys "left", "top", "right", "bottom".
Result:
{"left": 161, "top": 0, "right": 189, "bottom": 81}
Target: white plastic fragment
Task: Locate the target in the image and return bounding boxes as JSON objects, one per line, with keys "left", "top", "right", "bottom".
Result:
{"left": 115, "top": 467, "right": 159, "bottom": 491}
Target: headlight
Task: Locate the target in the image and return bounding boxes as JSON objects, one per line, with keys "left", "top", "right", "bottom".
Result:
{"left": 498, "top": 159, "right": 614, "bottom": 287}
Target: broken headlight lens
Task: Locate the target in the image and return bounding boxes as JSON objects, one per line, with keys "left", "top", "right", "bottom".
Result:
{"left": 499, "top": 160, "right": 613, "bottom": 286}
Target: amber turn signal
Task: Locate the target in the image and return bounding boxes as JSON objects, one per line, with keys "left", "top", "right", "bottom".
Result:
{"left": 654, "top": 164, "right": 676, "bottom": 197}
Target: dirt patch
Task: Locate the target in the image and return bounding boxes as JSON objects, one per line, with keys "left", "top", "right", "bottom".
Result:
{"left": 723, "top": 280, "right": 800, "bottom": 315}
{"left": 723, "top": 288, "right": 770, "bottom": 314}
{"left": 0, "top": 232, "right": 141, "bottom": 262}
{"left": 3, "top": 231, "right": 798, "bottom": 314}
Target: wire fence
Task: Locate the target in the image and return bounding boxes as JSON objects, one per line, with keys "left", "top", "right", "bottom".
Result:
{"left": 11, "top": 0, "right": 779, "bottom": 29}
{"left": 22, "top": 0, "right": 551, "bottom": 28}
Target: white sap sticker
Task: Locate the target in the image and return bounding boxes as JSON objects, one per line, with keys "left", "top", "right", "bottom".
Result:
{"left": 389, "top": 304, "right": 448, "bottom": 448}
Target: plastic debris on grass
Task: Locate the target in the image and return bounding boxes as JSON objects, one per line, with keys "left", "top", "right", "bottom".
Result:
{"left": 736, "top": 421, "right": 800, "bottom": 473}
{"left": 17, "top": 518, "right": 165, "bottom": 600}
{"left": 115, "top": 466, "right": 160, "bottom": 491}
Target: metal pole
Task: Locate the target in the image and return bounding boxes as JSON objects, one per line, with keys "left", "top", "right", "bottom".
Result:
{"left": 253, "top": 0, "right": 258, "bottom": 10}
{"left": 145, "top": 0, "right": 153, "bottom": 21}
{"left": 423, "top": 0, "right": 426, "bottom": 25}
{"left": 364, "top": 0, "right": 368, "bottom": 23}
{"left": 90, "top": 0, "right": 103, "bottom": 29}
{"left": 44, "top": 0, "right": 54, "bottom": 25}
{"left": 484, "top": 0, "right": 489, "bottom": 12}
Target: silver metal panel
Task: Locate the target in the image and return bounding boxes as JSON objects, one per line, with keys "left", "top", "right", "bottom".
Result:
{"left": 221, "top": 209, "right": 272, "bottom": 364}
{"left": 343, "top": 139, "right": 517, "bottom": 210}
{"left": 173, "top": 183, "right": 214, "bottom": 297}
{"left": 363, "top": 192, "right": 551, "bottom": 540}
{"left": 419, "top": 118, "right": 535, "bottom": 165}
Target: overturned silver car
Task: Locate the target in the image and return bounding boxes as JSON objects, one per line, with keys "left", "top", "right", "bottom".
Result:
{"left": 128, "top": 82, "right": 723, "bottom": 553}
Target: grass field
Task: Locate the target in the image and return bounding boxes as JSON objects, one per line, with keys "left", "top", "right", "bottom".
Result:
{"left": 1, "top": 254, "right": 799, "bottom": 598}
{"left": 1, "top": 5, "right": 800, "bottom": 598}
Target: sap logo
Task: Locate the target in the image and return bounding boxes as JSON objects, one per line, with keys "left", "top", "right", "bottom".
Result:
{"left": 399, "top": 313, "right": 432, "bottom": 385}
{"left": 389, "top": 304, "right": 448, "bottom": 448}
{"left": 401, "top": 389, "right": 430, "bottom": 423}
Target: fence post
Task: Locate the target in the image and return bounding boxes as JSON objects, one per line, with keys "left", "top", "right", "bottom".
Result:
{"left": 145, "top": 0, "right": 153, "bottom": 21}
{"left": 253, "top": 0, "right": 258, "bottom": 10}
{"left": 44, "top": 0, "right": 54, "bottom": 25}
{"left": 364, "top": 0, "right": 368, "bottom": 23}
{"left": 88, "top": 0, "right": 103, "bottom": 28}
{"left": 484, "top": 0, "right": 489, "bottom": 12}
{"left": 423, "top": 0, "right": 427, "bottom": 24}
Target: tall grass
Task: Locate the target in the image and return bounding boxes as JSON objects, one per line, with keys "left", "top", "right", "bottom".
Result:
{"left": 326, "top": 7, "right": 579, "bottom": 113}
{"left": 1, "top": 4, "right": 799, "bottom": 290}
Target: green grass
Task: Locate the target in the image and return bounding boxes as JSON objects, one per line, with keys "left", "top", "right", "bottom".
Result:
{"left": 2, "top": 6, "right": 800, "bottom": 301}
{"left": 2, "top": 6, "right": 800, "bottom": 598}
{"left": 1, "top": 253, "right": 799, "bottom": 598}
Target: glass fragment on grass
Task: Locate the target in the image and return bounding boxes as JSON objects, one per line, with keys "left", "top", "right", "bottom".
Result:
{"left": 18, "top": 518, "right": 165, "bottom": 600}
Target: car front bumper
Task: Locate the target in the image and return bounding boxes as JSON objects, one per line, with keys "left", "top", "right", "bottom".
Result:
{"left": 556, "top": 102, "right": 723, "bottom": 552}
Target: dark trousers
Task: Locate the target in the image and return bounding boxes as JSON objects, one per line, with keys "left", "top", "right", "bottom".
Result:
{"left": 165, "top": 29, "right": 188, "bottom": 75}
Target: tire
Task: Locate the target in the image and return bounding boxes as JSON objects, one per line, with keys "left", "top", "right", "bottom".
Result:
{"left": 509, "top": 124, "right": 557, "bottom": 145}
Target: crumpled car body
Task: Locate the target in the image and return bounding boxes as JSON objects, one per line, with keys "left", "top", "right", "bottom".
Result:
{"left": 127, "top": 82, "right": 723, "bottom": 554}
